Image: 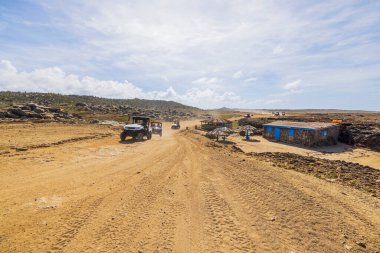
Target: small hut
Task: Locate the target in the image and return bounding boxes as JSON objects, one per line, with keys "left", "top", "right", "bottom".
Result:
{"left": 263, "top": 121, "right": 339, "bottom": 146}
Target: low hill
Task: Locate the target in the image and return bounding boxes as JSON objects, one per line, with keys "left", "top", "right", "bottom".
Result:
{"left": 0, "top": 91, "right": 200, "bottom": 112}
{"left": 0, "top": 91, "right": 202, "bottom": 122}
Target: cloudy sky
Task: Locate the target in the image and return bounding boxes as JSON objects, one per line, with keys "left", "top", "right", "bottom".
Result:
{"left": 0, "top": 0, "right": 379, "bottom": 110}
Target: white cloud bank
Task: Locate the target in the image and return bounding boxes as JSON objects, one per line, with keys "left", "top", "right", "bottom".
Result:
{"left": 1, "top": 1, "right": 379, "bottom": 109}
{"left": 0, "top": 60, "right": 241, "bottom": 108}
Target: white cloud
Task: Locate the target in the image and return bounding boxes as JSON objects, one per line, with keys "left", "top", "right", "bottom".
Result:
{"left": 244, "top": 77, "right": 257, "bottom": 83}
{"left": 1, "top": 1, "right": 379, "bottom": 109}
{"left": 192, "top": 77, "right": 219, "bottom": 85}
{"left": 191, "top": 77, "right": 224, "bottom": 90}
{"left": 232, "top": 70, "right": 243, "bottom": 79}
{"left": 0, "top": 60, "right": 241, "bottom": 109}
{"left": 283, "top": 79, "right": 302, "bottom": 93}
{"left": 272, "top": 45, "right": 284, "bottom": 55}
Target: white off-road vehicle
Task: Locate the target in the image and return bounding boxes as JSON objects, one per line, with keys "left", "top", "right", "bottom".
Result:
{"left": 120, "top": 116, "right": 152, "bottom": 141}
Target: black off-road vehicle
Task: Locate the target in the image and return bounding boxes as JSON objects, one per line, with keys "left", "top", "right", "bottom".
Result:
{"left": 171, "top": 119, "right": 180, "bottom": 129}
{"left": 120, "top": 116, "right": 152, "bottom": 141}
{"left": 151, "top": 121, "right": 163, "bottom": 137}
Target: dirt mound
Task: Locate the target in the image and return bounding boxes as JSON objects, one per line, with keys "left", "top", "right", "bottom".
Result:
{"left": 250, "top": 152, "right": 380, "bottom": 198}
{"left": 340, "top": 124, "right": 380, "bottom": 151}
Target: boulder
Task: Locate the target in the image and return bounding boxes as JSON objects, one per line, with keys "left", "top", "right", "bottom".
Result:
{"left": 5, "top": 112, "right": 19, "bottom": 118}
{"left": 27, "top": 103, "right": 38, "bottom": 110}
{"left": 90, "top": 119, "right": 100, "bottom": 124}
{"left": 47, "top": 108, "right": 61, "bottom": 113}
{"left": 72, "top": 113, "right": 82, "bottom": 119}
{"left": 33, "top": 107, "right": 45, "bottom": 113}
{"left": 27, "top": 112, "right": 43, "bottom": 118}
{"left": 21, "top": 105, "right": 31, "bottom": 110}
{"left": 8, "top": 108, "right": 28, "bottom": 117}
{"left": 75, "top": 102, "right": 88, "bottom": 107}
{"left": 40, "top": 113, "right": 55, "bottom": 119}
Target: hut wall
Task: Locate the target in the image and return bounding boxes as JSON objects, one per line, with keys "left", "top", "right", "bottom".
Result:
{"left": 263, "top": 126, "right": 274, "bottom": 138}
{"left": 313, "top": 126, "right": 339, "bottom": 146}
{"left": 263, "top": 125, "right": 340, "bottom": 147}
{"left": 282, "top": 128, "right": 315, "bottom": 146}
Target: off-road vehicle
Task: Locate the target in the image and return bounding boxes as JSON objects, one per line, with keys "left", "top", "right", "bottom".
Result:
{"left": 120, "top": 116, "right": 152, "bottom": 141}
{"left": 171, "top": 119, "right": 180, "bottom": 129}
{"left": 151, "top": 121, "right": 163, "bottom": 137}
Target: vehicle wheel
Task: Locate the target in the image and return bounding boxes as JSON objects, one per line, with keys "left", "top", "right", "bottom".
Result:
{"left": 147, "top": 132, "right": 152, "bottom": 140}
{"left": 137, "top": 133, "right": 144, "bottom": 142}
{"left": 120, "top": 132, "right": 127, "bottom": 141}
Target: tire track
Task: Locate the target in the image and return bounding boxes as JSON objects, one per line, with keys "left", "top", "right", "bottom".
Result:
{"left": 215, "top": 157, "right": 346, "bottom": 252}
{"left": 48, "top": 197, "right": 104, "bottom": 253}
{"left": 208, "top": 147, "right": 379, "bottom": 252}
{"left": 201, "top": 181, "right": 257, "bottom": 252}
{"left": 77, "top": 138, "right": 186, "bottom": 253}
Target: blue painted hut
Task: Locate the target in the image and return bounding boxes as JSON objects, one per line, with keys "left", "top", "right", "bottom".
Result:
{"left": 263, "top": 121, "right": 339, "bottom": 147}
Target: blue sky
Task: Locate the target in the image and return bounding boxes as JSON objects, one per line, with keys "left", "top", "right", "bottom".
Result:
{"left": 0, "top": 0, "right": 379, "bottom": 110}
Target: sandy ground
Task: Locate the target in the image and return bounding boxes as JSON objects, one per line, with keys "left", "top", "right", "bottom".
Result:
{"left": 230, "top": 134, "right": 380, "bottom": 170}
{"left": 0, "top": 122, "right": 380, "bottom": 252}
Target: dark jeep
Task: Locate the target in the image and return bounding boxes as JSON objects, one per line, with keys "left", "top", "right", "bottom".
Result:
{"left": 120, "top": 116, "right": 152, "bottom": 142}
{"left": 151, "top": 121, "right": 163, "bottom": 137}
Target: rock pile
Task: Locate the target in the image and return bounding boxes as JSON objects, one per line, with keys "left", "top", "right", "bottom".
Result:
{"left": 0, "top": 103, "right": 78, "bottom": 121}
{"left": 250, "top": 152, "right": 380, "bottom": 197}
{"left": 74, "top": 102, "right": 196, "bottom": 120}
{"left": 340, "top": 123, "right": 380, "bottom": 151}
{"left": 238, "top": 118, "right": 274, "bottom": 135}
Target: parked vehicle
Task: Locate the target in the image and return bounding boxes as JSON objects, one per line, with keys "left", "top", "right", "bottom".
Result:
{"left": 151, "top": 121, "right": 163, "bottom": 137}
{"left": 120, "top": 116, "right": 152, "bottom": 141}
{"left": 171, "top": 120, "right": 180, "bottom": 129}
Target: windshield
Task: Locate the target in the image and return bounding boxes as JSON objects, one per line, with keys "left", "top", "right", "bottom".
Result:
{"left": 133, "top": 118, "right": 148, "bottom": 126}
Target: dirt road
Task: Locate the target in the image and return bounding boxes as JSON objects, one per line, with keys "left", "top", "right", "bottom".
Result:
{"left": 0, "top": 122, "right": 379, "bottom": 252}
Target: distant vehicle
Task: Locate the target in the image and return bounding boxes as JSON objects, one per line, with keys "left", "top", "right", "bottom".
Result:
{"left": 120, "top": 116, "right": 152, "bottom": 141}
{"left": 171, "top": 120, "right": 180, "bottom": 129}
{"left": 244, "top": 114, "right": 251, "bottom": 118}
{"left": 151, "top": 121, "right": 163, "bottom": 137}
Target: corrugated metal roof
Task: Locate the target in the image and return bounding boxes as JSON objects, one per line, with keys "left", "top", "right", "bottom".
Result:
{"left": 263, "top": 121, "right": 338, "bottom": 130}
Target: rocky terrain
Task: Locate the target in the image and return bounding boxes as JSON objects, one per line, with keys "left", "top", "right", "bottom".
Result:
{"left": 0, "top": 91, "right": 200, "bottom": 122}
{"left": 0, "top": 102, "right": 80, "bottom": 122}
{"left": 250, "top": 152, "right": 380, "bottom": 198}
{"left": 340, "top": 123, "right": 380, "bottom": 151}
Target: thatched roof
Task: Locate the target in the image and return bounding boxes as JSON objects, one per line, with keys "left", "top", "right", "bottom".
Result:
{"left": 209, "top": 127, "right": 234, "bottom": 136}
